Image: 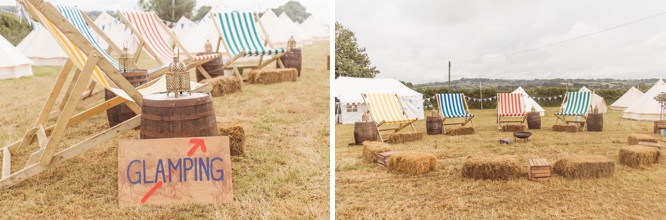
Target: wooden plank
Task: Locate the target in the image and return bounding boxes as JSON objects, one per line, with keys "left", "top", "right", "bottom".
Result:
{"left": 36, "top": 60, "right": 73, "bottom": 125}
{"left": 2, "top": 148, "right": 10, "bottom": 179}
{"left": 36, "top": 125, "right": 48, "bottom": 149}
{"left": 81, "top": 11, "right": 122, "bottom": 54}
{"left": 0, "top": 116, "right": 140, "bottom": 189}
{"left": 638, "top": 141, "right": 661, "bottom": 149}
{"left": 117, "top": 136, "right": 232, "bottom": 206}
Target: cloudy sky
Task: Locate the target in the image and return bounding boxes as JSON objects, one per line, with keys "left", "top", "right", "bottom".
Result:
{"left": 1, "top": 0, "right": 330, "bottom": 21}
{"left": 337, "top": 0, "right": 666, "bottom": 83}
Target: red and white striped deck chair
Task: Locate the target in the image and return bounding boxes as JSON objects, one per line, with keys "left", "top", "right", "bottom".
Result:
{"left": 118, "top": 10, "right": 220, "bottom": 80}
{"left": 496, "top": 93, "right": 527, "bottom": 129}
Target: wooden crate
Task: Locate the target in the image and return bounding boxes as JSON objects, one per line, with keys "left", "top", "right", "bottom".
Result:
{"left": 377, "top": 151, "right": 402, "bottom": 166}
{"left": 528, "top": 158, "right": 551, "bottom": 181}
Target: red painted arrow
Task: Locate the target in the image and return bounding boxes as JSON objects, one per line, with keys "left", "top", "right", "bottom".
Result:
{"left": 187, "top": 138, "right": 207, "bottom": 156}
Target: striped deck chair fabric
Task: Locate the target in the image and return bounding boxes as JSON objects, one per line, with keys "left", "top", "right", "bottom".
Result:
{"left": 364, "top": 93, "right": 415, "bottom": 125}
{"left": 498, "top": 93, "right": 525, "bottom": 117}
{"left": 212, "top": 12, "right": 286, "bottom": 57}
{"left": 32, "top": 4, "right": 204, "bottom": 101}
{"left": 437, "top": 93, "right": 472, "bottom": 118}
{"left": 121, "top": 11, "right": 218, "bottom": 63}
{"left": 556, "top": 91, "right": 591, "bottom": 116}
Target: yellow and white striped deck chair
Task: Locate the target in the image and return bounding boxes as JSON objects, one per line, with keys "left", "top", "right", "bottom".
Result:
{"left": 361, "top": 93, "right": 418, "bottom": 142}
{"left": 1, "top": 0, "right": 210, "bottom": 189}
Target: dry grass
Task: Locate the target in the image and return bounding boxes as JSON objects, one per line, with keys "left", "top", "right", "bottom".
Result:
{"left": 0, "top": 41, "right": 330, "bottom": 219}
{"left": 201, "top": 76, "right": 242, "bottom": 97}
{"left": 247, "top": 68, "right": 298, "bottom": 84}
{"left": 628, "top": 133, "right": 659, "bottom": 145}
{"left": 462, "top": 155, "right": 521, "bottom": 180}
{"left": 387, "top": 152, "right": 437, "bottom": 175}
{"left": 387, "top": 132, "right": 423, "bottom": 144}
{"left": 361, "top": 141, "right": 391, "bottom": 163}
{"left": 336, "top": 108, "right": 666, "bottom": 219}
{"left": 501, "top": 124, "right": 525, "bottom": 132}
{"left": 554, "top": 155, "right": 615, "bottom": 179}
{"left": 619, "top": 145, "right": 660, "bottom": 168}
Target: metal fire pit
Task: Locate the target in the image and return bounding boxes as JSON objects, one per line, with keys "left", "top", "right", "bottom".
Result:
{"left": 513, "top": 131, "right": 532, "bottom": 142}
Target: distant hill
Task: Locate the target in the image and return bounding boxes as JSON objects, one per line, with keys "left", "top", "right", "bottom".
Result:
{"left": 414, "top": 78, "right": 661, "bottom": 91}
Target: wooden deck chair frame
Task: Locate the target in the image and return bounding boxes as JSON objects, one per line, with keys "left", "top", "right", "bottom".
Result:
{"left": 435, "top": 93, "right": 475, "bottom": 129}
{"left": 554, "top": 92, "right": 591, "bottom": 130}
{"left": 496, "top": 93, "right": 527, "bottom": 129}
{"left": 361, "top": 93, "right": 417, "bottom": 142}
{"left": 0, "top": 0, "right": 168, "bottom": 188}
{"left": 117, "top": 10, "right": 220, "bottom": 80}
{"left": 210, "top": 12, "right": 287, "bottom": 79}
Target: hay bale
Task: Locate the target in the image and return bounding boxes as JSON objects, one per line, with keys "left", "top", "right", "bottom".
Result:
{"left": 387, "top": 152, "right": 437, "bottom": 175}
{"left": 619, "top": 145, "right": 660, "bottom": 168}
{"left": 387, "top": 132, "right": 423, "bottom": 144}
{"left": 628, "top": 134, "right": 658, "bottom": 145}
{"left": 201, "top": 76, "right": 241, "bottom": 97}
{"left": 247, "top": 68, "right": 298, "bottom": 84}
{"left": 552, "top": 124, "right": 580, "bottom": 133}
{"left": 446, "top": 127, "right": 475, "bottom": 136}
{"left": 462, "top": 155, "right": 521, "bottom": 180}
{"left": 554, "top": 155, "right": 614, "bottom": 179}
{"left": 501, "top": 124, "right": 525, "bottom": 132}
{"left": 216, "top": 121, "right": 246, "bottom": 156}
{"left": 362, "top": 141, "right": 392, "bottom": 163}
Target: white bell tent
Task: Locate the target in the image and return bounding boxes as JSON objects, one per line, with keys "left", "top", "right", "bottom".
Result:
{"left": 0, "top": 34, "right": 33, "bottom": 79}
{"left": 623, "top": 80, "right": 666, "bottom": 121}
{"left": 579, "top": 86, "right": 608, "bottom": 113}
{"left": 335, "top": 77, "right": 424, "bottom": 124}
{"left": 610, "top": 86, "right": 644, "bottom": 111}
{"left": 260, "top": 10, "right": 295, "bottom": 48}
{"left": 17, "top": 26, "right": 66, "bottom": 66}
{"left": 511, "top": 86, "right": 545, "bottom": 116}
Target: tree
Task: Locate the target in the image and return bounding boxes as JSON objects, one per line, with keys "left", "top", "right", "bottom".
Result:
{"left": 335, "top": 22, "right": 379, "bottom": 78}
{"left": 138, "top": 0, "right": 196, "bottom": 23}
{"left": 271, "top": 1, "right": 311, "bottom": 23}
{"left": 191, "top": 5, "right": 211, "bottom": 21}
{"left": 0, "top": 13, "right": 33, "bottom": 45}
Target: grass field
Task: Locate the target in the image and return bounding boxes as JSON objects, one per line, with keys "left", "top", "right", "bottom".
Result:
{"left": 336, "top": 107, "right": 666, "bottom": 219}
{"left": 0, "top": 41, "right": 330, "bottom": 219}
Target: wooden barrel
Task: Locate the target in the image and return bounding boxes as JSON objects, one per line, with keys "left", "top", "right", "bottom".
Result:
{"left": 587, "top": 113, "right": 603, "bottom": 132}
{"left": 354, "top": 122, "right": 377, "bottom": 144}
{"left": 277, "top": 48, "right": 302, "bottom": 77}
{"left": 426, "top": 116, "right": 443, "bottom": 135}
{"left": 526, "top": 112, "right": 541, "bottom": 129}
{"left": 196, "top": 53, "right": 225, "bottom": 82}
{"left": 140, "top": 93, "right": 219, "bottom": 139}
{"left": 106, "top": 69, "right": 149, "bottom": 128}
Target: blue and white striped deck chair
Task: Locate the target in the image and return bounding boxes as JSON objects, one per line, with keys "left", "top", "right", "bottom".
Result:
{"left": 436, "top": 93, "right": 474, "bottom": 128}
{"left": 211, "top": 12, "right": 288, "bottom": 77}
{"left": 554, "top": 91, "right": 592, "bottom": 129}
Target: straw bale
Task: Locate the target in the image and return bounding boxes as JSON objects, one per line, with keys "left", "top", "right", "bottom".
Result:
{"left": 462, "top": 155, "right": 521, "bottom": 180}
{"left": 446, "top": 127, "right": 475, "bottom": 136}
{"left": 362, "top": 141, "right": 392, "bottom": 163}
{"left": 201, "top": 76, "right": 242, "bottom": 97}
{"left": 217, "top": 121, "right": 246, "bottom": 156}
{"left": 501, "top": 124, "right": 525, "bottom": 132}
{"left": 387, "top": 152, "right": 437, "bottom": 175}
{"left": 619, "top": 145, "right": 660, "bottom": 168}
{"left": 248, "top": 68, "right": 298, "bottom": 84}
{"left": 628, "top": 134, "right": 658, "bottom": 145}
{"left": 552, "top": 124, "right": 580, "bottom": 133}
{"left": 387, "top": 132, "right": 423, "bottom": 144}
{"left": 554, "top": 155, "right": 614, "bottom": 179}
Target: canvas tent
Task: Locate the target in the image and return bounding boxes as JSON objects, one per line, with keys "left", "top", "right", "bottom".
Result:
{"left": 259, "top": 10, "right": 295, "bottom": 48}
{"left": 623, "top": 80, "right": 666, "bottom": 121}
{"left": 578, "top": 86, "right": 608, "bottom": 113}
{"left": 173, "top": 16, "right": 197, "bottom": 40}
{"left": 300, "top": 17, "right": 328, "bottom": 40}
{"left": 17, "top": 25, "right": 67, "bottom": 66}
{"left": 610, "top": 86, "right": 644, "bottom": 110}
{"left": 335, "top": 77, "right": 424, "bottom": 124}
{"left": 0, "top": 34, "right": 33, "bottom": 79}
{"left": 511, "top": 86, "right": 545, "bottom": 116}
{"left": 278, "top": 13, "right": 311, "bottom": 45}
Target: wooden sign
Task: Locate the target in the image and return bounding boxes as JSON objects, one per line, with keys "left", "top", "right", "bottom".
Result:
{"left": 118, "top": 136, "right": 233, "bottom": 206}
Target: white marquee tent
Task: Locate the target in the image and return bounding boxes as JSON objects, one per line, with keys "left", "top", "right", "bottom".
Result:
{"left": 182, "top": 17, "right": 221, "bottom": 54}
{"left": 278, "top": 13, "right": 311, "bottom": 46}
{"left": 300, "top": 17, "right": 328, "bottom": 40}
{"left": 610, "top": 86, "right": 644, "bottom": 111}
{"left": 623, "top": 80, "right": 666, "bottom": 121}
{"left": 512, "top": 86, "right": 545, "bottom": 116}
{"left": 0, "top": 34, "right": 33, "bottom": 79}
{"left": 260, "top": 10, "right": 296, "bottom": 48}
{"left": 173, "top": 16, "right": 197, "bottom": 40}
{"left": 579, "top": 86, "right": 608, "bottom": 113}
{"left": 335, "top": 77, "right": 424, "bottom": 124}
{"left": 17, "top": 26, "right": 66, "bottom": 66}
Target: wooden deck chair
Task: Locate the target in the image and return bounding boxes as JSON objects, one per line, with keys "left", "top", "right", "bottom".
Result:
{"left": 554, "top": 91, "right": 591, "bottom": 129}
{"left": 361, "top": 93, "right": 418, "bottom": 142}
{"left": 117, "top": 10, "right": 220, "bottom": 80}
{"left": 210, "top": 11, "right": 288, "bottom": 78}
{"left": 497, "top": 93, "right": 527, "bottom": 129}
{"left": 1, "top": 0, "right": 211, "bottom": 189}
{"left": 436, "top": 93, "right": 474, "bottom": 129}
